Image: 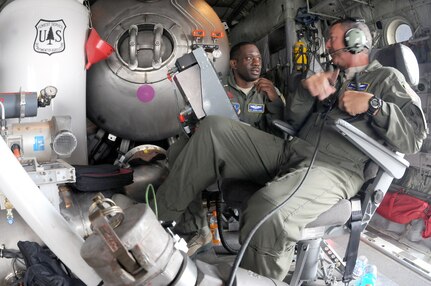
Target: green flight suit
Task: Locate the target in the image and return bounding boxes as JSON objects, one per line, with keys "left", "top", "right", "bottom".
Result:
{"left": 224, "top": 72, "right": 285, "bottom": 136}
{"left": 156, "top": 60, "right": 427, "bottom": 280}
{"left": 170, "top": 72, "right": 285, "bottom": 234}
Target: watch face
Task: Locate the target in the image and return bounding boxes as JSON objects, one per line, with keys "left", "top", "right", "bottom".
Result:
{"left": 370, "top": 97, "right": 381, "bottom": 109}
{"left": 367, "top": 97, "right": 382, "bottom": 115}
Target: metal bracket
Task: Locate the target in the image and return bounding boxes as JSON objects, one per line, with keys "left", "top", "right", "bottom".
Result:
{"left": 19, "top": 88, "right": 26, "bottom": 121}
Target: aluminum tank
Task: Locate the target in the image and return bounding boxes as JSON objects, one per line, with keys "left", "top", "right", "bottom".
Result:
{"left": 0, "top": 0, "right": 89, "bottom": 164}
{"left": 87, "top": 0, "right": 229, "bottom": 141}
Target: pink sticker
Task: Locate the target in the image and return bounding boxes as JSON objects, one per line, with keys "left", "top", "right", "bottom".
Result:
{"left": 137, "top": 84, "right": 155, "bottom": 103}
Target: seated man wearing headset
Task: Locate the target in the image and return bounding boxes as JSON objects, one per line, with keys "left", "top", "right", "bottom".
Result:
{"left": 155, "top": 18, "right": 427, "bottom": 280}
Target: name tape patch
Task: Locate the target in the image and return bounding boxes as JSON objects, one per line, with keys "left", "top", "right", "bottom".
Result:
{"left": 248, "top": 103, "right": 265, "bottom": 113}
{"left": 347, "top": 82, "right": 370, "bottom": 91}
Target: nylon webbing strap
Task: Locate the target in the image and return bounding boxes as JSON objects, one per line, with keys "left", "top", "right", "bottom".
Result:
{"left": 342, "top": 198, "right": 362, "bottom": 283}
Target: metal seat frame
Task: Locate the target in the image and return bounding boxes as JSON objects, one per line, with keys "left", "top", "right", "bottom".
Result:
{"left": 288, "top": 119, "right": 409, "bottom": 285}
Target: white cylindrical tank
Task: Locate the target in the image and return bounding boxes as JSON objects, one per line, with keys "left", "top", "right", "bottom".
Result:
{"left": 0, "top": 137, "right": 102, "bottom": 285}
{"left": 0, "top": 0, "right": 89, "bottom": 164}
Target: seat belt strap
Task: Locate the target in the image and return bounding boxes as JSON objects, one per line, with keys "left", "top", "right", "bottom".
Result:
{"left": 342, "top": 198, "right": 362, "bottom": 283}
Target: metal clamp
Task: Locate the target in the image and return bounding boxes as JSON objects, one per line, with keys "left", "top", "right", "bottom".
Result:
{"left": 129, "top": 23, "right": 165, "bottom": 70}
{"left": 129, "top": 25, "right": 139, "bottom": 70}
{"left": 19, "top": 88, "right": 26, "bottom": 120}
{"left": 88, "top": 193, "right": 124, "bottom": 229}
{"left": 152, "top": 24, "right": 164, "bottom": 69}
{"left": 88, "top": 193, "right": 142, "bottom": 275}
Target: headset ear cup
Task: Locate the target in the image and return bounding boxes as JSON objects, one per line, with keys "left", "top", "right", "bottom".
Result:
{"left": 344, "top": 28, "right": 367, "bottom": 54}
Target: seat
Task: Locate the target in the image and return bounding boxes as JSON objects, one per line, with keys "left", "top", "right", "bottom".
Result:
{"left": 287, "top": 43, "right": 418, "bottom": 286}
{"left": 217, "top": 43, "right": 417, "bottom": 285}
{"left": 287, "top": 118, "right": 409, "bottom": 285}
{"left": 369, "top": 43, "right": 420, "bottom": 86}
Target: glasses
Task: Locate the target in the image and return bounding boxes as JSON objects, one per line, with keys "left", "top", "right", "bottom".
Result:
{"left": 237, "top": 56, "right": 262, "bottom": 63}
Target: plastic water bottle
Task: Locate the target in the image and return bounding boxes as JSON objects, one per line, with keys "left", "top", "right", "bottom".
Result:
{"left": 209, "top": 210, "right": 221, "bottom": 245}
{"left": 360, "top": 264, "right": 377, "bottom": 286}
{"left": 352, "top": 255, "right": 368, "bottom": 280}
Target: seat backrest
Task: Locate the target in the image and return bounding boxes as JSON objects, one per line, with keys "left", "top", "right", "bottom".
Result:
{"left": 292, "top": 45, "right": 420, "bottom": 286}
{"left": 369, "top": 43, "right": 420, "bottom": 86}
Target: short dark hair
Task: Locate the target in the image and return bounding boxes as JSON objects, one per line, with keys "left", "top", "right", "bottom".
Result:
{"left": 230, "top": 42, "right": 257, "bottom": 59}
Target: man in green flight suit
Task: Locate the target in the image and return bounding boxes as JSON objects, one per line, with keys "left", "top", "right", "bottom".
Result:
{"left": 169, "top": 42, "right": 285, "bottom": 254}
{"left": 156, "top": 18, "right": 427, "bottom": 280}
{"left": 225, "top": 41, "right": 285, "bottom": 135}
{"left": 168, "top": 41, "right": 285, "bottom": 163}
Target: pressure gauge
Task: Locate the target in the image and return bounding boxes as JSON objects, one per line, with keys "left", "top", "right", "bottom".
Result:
{"left": 38, "top": 85, "right": 58, "bottom": 107}
{"left": 43, "top": 86, "right": 58, "bottom": 97}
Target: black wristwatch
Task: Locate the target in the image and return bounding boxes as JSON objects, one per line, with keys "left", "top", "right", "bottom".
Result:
{"left": 367, "top": 96, "right": 382, "bottom": 116}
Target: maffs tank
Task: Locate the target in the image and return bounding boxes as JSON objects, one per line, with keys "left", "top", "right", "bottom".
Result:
{"left": 87, "top": 0, "right": 230, "bottom": 142}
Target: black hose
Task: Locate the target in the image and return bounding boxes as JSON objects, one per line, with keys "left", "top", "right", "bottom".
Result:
{"left": 226, "top": 113, "right": 328, "bottom": 286}
{"left": 216, "top": 192, "right": 239, "bottom": 254}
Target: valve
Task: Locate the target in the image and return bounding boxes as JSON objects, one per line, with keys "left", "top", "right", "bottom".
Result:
{"left": 4, "top": 199, "right": 14, "bottom": 224}
{"left": 38, "top": 86, "right": 57, "bottom": 107}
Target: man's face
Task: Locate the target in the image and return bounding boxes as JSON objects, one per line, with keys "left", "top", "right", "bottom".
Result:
{"left": 326, "top": 23, "right": 351, "bottom": 69}
{"left": 231, "top": 44, "right": 262, "bottom": 82}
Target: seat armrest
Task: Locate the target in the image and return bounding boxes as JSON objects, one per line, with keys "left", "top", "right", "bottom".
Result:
{"left": 273, "top": 119, "right": 297, "bottom": 137}
{"left": 332, "top": 119, "right": 409, "bottom": 179}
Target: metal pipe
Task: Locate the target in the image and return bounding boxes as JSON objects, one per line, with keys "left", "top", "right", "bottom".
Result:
{"left": 351, "top": 0, "right": 371, "bottom": 5}
{"left": 285, "top": 0, "right": 296, "bottom": 74}
{"left": 306, "top": 0, "right": 339, "bottom": 20}
{"left": 188, "top": 0, "right": 215, "bottom": 31}
{"left": 0, "top": 137, "right": 101, "bottom": 285}
{"left": 409, "top": 35, "right": 430, "bottom": 44}
{"left": 226, "top": 0, "right": 250, "bottom": 26}
{"left": 171, "top": 0, "right": 199, "bottom": 30}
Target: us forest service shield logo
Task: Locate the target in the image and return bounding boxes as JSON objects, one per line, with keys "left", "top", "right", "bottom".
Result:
{"left": 34, "top": 19, "right": 66, "bottom": 55}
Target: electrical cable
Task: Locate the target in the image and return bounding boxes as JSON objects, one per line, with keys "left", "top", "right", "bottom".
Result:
{"left": 226, "top": 111, "right": 330, "bottom": 286}
{"left": 0, "top": 248, "right": 26, "bottom": 283}
{"left": 12, "top": 257, "right": 18, "bottom": 281}
{"left": 216, "top": 191, "right": 239, "bottom": 254}
{"left": 145, "top": 183, "right": 158, "bottom": 218}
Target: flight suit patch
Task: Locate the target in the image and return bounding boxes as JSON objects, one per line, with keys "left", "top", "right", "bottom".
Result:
{"left": 248, "top": 103, "right": 265, "bottom": 113}
{"left": 232, "top": 102, "right": 241, "bottom": 115}
{"left": 227, "top": 91, "right": 234, "bottom": 99}
{"left": 347, "top": 82, "right": 370, "bottom": 91}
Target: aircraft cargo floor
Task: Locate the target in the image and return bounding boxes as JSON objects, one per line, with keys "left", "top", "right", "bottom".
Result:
{"left": 196, "top": 223, "right": 431, "bottom": 286}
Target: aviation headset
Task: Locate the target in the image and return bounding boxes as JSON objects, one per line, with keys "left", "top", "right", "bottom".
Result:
{"left": 336, "top": 17, "right": 370, "bottom": 54}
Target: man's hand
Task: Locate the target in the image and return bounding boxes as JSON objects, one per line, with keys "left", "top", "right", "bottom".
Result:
{"left": 338, "top": 90, "right": 374, "bottom": 116}
{"left": 302, "top": 69, "right": 339, "bottom": 101}
{"left": 255, "top": 78, "right": 278, "bottom": 101}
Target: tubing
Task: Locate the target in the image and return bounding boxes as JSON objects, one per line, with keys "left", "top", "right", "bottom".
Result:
{"left": 216, "top": 192, "right": 239, "bottom": 254}
{"left": 0, "top": 137, "right": 101, "bottom": 285}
